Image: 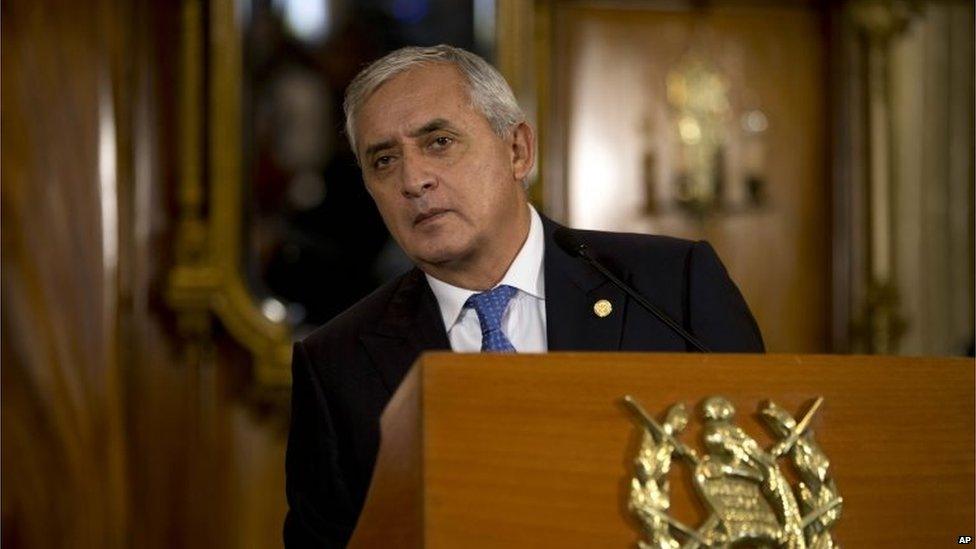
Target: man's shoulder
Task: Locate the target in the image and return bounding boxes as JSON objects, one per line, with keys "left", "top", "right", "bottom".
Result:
{"left": 300, "top": 268, "right": 416, "bottom": 350}
{"left": 564, "top": 225, "right": 699, "bottom": 267}
{"left": 553, "top": 223, "right": 763, "bottom": 352}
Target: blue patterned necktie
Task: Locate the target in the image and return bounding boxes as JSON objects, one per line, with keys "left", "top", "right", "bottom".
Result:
{"left": 465, "top": 284, "right": 518, "bottom": 352}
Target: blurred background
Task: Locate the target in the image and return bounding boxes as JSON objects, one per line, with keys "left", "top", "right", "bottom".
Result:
{"left": 2, "top": 0, "right": 972, "bottom": 547}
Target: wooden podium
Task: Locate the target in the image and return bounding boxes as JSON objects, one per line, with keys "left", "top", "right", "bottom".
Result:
{"left": 349, "top": 353, "right": 975, "bottom": 548}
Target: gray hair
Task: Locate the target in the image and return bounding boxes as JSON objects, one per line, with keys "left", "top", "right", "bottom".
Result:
{"left": 343, "top": 45, "right": 525, "bottom": 157}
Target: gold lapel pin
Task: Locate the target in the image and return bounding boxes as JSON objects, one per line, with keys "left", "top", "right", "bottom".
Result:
{"left": 593, "top": 299, "right": 613, "bottom": 318}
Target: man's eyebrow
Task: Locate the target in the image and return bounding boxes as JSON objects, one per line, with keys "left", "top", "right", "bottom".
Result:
{"left": 363, "top": 138, "right": 397, "bottom": 160}
{"left": 408, "top": 118, "right": 457, "bottom": 138}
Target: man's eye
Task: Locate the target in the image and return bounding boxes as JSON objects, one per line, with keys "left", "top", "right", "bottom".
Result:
{"left": 430, "top": 136, "right": 454, "bottom": 150}
{"left": 373, "top": 155, "right": 394, "bottom": 169}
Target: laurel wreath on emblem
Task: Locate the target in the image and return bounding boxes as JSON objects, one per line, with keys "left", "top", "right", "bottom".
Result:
{"left": 623, "top": 395, "right": 842, "bottom": 549}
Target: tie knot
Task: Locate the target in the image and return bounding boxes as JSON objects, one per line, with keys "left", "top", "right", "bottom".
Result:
{"left": 464, "top": 284, "right": 517, "bottom": 334}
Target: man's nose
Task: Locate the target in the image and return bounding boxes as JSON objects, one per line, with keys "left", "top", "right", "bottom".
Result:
{"left": 399, "top": 151, "right": 437, "bottom": 198}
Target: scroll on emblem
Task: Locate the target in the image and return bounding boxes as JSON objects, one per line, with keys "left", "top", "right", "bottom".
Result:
{"left": 623, "top": 395, "right": 842, "bottom": 549}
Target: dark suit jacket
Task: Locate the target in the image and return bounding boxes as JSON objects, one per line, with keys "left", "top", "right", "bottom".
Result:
{"left": 284, "top": 216, "right": 763, "bottom": 547}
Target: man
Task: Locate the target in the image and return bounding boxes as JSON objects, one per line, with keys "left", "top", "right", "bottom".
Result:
{"left": 284, "top": 45, "right": 763, "bottom": 547}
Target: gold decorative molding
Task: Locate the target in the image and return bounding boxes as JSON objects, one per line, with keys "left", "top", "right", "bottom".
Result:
{"left": 847, "top": 0, "right": 917, "bottom": 354}
{"left": 496, "top": 0, "right": 554, "bottom": 212}
{"left": 167, "top": 0, "right": 293, "bottom": 390}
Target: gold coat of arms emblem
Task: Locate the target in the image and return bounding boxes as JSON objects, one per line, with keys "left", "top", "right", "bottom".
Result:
{"left": 624, "top": 395, "right": 842, "bottom": 549}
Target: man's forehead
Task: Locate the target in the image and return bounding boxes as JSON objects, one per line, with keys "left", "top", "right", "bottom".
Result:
{"left": 356, "top": 65, "right": 478, "bottom": 146}
{"left": 363, "top": 64, "right": 466, "bottom": 114}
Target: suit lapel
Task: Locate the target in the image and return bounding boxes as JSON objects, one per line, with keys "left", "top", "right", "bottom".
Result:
{"left": 542, "top": 216, "right": 627, "bottom": 351}
{"left": 360, "top": 268, "right": 450, "bottom": 394}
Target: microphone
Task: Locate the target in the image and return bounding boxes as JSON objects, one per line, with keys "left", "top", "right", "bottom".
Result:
{"left": 553, "top": 228, "right": 711, "bottom": 352}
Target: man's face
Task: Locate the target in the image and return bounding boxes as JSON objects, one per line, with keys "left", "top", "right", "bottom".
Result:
{"left": 354, "top": 63, "right": 532, "bottom": 274}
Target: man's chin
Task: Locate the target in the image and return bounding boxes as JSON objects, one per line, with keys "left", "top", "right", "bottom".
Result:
{"left": 408, "top": 240, "right": 472, "bottom": 268}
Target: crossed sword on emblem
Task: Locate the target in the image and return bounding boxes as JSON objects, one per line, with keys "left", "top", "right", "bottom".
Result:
{"left": 623, "top": 396, "right": 843, "bottom": 548}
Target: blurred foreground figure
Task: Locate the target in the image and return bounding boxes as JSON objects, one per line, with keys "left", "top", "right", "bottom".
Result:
{"left": 284, "top": 45, "right": 763, "bottom": 547}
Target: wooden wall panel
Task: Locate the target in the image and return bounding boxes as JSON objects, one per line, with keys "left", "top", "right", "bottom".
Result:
{"left": 1, "top": 0, "right": 129, "bottom": 546}
{"left": 1, "top": 0, "right": 289, "bottom": 547}
{"left": 553, "top": 6, "right": 829, "bottom": 352}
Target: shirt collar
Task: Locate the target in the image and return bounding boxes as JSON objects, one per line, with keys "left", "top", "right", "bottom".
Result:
{"left": 425, "top": 204, "right": 546, "bottom": 331}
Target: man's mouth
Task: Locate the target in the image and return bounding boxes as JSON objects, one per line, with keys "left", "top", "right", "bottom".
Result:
{"left": 413, "top": 209, "right": 450, "bottom": 226}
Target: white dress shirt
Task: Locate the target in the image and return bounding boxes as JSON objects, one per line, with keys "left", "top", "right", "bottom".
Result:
{"left": 425, "top": 204, "right": 547, "bottom": 352}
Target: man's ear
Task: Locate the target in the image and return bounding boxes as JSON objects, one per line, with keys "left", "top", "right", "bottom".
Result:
{"left": 510, "top": 121, "right": 535, "bottom": 183}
